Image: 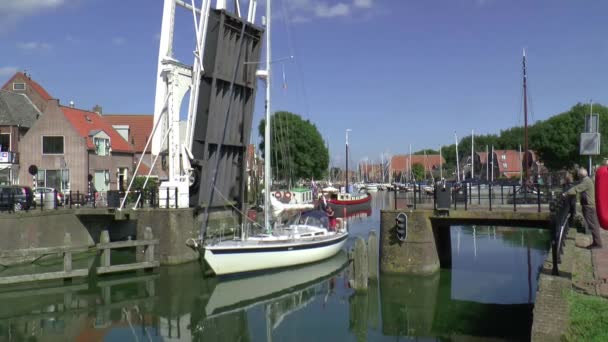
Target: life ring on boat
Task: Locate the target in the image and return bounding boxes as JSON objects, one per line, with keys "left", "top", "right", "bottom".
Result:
{"left": 284, "top": 191, "right": 292, "bottom": 200}
{"left": 595, "top": 166, "right": 608, "bottom": 230}
{"left": 274, "top": 191, "right": 282, "bottom": 199}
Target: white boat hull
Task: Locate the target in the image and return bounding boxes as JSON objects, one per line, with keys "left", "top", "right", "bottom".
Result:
{"left": 204, "top": 232, "right": 348, "bottom": 275}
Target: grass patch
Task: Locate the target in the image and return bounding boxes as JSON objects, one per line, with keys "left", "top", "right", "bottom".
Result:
{"left": 565, "top": 291, "right": 608, "bottom": 341}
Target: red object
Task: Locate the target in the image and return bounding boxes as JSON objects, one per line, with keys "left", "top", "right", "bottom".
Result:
{"left": 63, "top": 106, "right": 133, "bottom": 153}
{"left": 104, "top": 115, "right": 154, "bottom": 153}
{"left": 284, "top": 191, "right": 292, "bottom": 200}
{"left": 595, "top": 166, "right": 608, "bottom": 230}
{"left": 274, "top": 191, "right": 282, "bottom": 199}
{"left": 247, "top": 209, "right": 257, "bottom": 221}
{"left": 328, "top": 193, "right": 372, "bottom": 205}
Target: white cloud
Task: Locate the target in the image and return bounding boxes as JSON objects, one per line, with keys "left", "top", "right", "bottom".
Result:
{"left": 0, "top": 66, "right": 18, "bottom": 77}
{"left": 17, "top": 41, "right": 52, "bottom": 50}
{"left": 112, "top": 37, "right": 126, "bottom": 45}
{"left": 315, "top": 3, "right": 350, "bottom": 18}
{"left": 0, "top": 0, "right": 68, "bottom": 32}
{"left": 283, "top": 0, "right": 374, "bottom": 23}
{"left": 353, "top": 0, "right": 373, "bottom": 9}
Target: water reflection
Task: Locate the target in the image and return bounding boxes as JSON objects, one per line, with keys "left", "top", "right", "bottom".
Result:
{"left": 0, "top": 192, "right": 551, "bottom": 341}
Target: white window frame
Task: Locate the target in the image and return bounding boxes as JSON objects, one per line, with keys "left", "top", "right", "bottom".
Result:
{"left": 12, "top": 82, "right": 26, "bottom": 91}
{"left": 93, "top": 137, "right": 110, "bottom": 156}
{"left": 41, "top": 135, "right": 65, "bottom": 155}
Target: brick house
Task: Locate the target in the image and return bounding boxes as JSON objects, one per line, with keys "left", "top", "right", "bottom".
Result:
{"left": 390, "top": 154, "right": 445, "bottom": 181}
{"left": 0, "top": 90, "right": 41, "bottom": 185}
{"left": 18, "top": 99, "right": 134, "bottom": 193}
{"left": 1, "top": 72, "right": 135, "bottom": 194}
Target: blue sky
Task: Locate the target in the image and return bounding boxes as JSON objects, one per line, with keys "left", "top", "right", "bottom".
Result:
{"left": 1, "top": 0, "right": 607, "bottom": 167}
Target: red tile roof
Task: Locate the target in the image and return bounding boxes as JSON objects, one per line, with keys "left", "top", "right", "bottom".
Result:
{"left": 391, "top": 154, "right": 445, "bottom": 172}
{"left": 135, "top": 162, "right": 151, "bottom": 176}
{"left": 494, "top": 150, "right": 523, "bottom": 174}
{"left": 103, "top": 115, "right": 153, "bottom": 153}
{"left": 62, "top": 107, "right": 133, "bottom": 153}
{"left": 1, "top": 72, "right": 53, "bottom": 100}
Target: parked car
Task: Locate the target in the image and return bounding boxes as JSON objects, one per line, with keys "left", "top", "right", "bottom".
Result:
{"left": 33, "top": 187, "right": 64, "bottom": 207}
{"left": 0, "top": 185, "right": 34, "bottom": 211}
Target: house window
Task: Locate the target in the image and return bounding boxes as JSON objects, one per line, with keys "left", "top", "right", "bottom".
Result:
{"left": 501, "top": 155, "right": 506, "bottom": 160}
{"left": 35, "top": 169, "right": 70, "bottom": 191}
{"left": 12, "top": 83, "right": 26, "bottom": 91}
{"left": 42, "top": 136, "right": 64, "bottom": 154}
{"left": 0, "top": 133, "right": 9, "bottom": 152}
{"left": 503, "top": 162, "right": 508, "bottom": 169}
{"left": 94, "top": 170, "right": 110, "bottom": 192}
{"left": 94, "top": 137, "right": 110, "bottom": 156}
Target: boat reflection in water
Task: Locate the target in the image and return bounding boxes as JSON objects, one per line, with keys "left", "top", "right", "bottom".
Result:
{"left": 204, "top": 250, "right": 349, "bottom": 318}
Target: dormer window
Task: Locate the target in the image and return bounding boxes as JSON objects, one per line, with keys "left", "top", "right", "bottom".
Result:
{"left": 12, "top": 82, "right": 26, "bottom": 91}
{"left": 94, "top": 137, "right": 110, "bottom": 156}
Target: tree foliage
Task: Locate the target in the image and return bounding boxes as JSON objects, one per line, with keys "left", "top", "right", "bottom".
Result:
{"left": 417, "top": 103, "right": 608, "bottom": 173}
{"left": 412, "top": 163, "right": 425, "bottom": 181}
{"left": 258, "top": 111, "right": 329, "bottom": 182}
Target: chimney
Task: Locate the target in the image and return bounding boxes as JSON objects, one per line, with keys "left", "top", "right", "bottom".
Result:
{"left": 69, "top": 100, "right": 75, "bottom": 108}
{"left": 92, "top": 104, "right": 102, "bottom": 115}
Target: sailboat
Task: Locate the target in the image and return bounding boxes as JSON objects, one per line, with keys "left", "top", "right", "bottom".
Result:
{"left": 327, "top": 129, "right": 371, "bottom": 205}
{"left": 202, "top": 0, "right": 348, "bottom": 276}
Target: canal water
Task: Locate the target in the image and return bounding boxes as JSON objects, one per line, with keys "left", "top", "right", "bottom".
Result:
{"left": 0, "top": 191, "right": 550, "bottom": 341}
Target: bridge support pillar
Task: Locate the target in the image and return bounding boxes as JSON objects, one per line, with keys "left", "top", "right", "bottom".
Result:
{"left": 379, "top": 210, "right": 440, "bottom": 275}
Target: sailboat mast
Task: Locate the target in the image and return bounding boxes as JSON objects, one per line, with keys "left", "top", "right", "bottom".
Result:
{"left": 471, "top": 130, "right": 474, "bottom": 180}
{"left": 455, "top": 132, "right": 460, "bottom": 182}
{"left": 264, "top": 0, "right": 272, "bottom": 230}
{"left": 522, "top": 49, "right": 529, "bottom": 185}
{"left": 439, "top": 145, "right": 443, "bottom": 180}
{"left": 345, "top": 129, "right": 351, "bottom": 192}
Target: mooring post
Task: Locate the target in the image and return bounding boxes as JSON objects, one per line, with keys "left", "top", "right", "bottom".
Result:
{"left": 368, "top": 230, "right": 378, "bottom": 280}
{"left": 144, "top": 226, "right": 155, "bottom": 266}
{"left": 353, "top": 237, "right": 368, "bottom": 291}
{"left": 100, "top": 230, "right": 110, "bottom": 269}
{"left": 64, "top": 232, "right": 72, "bottom": 275}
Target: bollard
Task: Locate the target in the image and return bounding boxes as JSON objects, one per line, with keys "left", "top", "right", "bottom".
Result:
{"left": 537, "top": 184, "right": 541, "bottom": 213}
{"left": 469, "top": 183, "right": 472, "bottom": 205}
{"left": 394, "top": 187, "right": 397, "bottom": 210}
{"left": 501, "top": 185, "right": 504, "bottom": 205}
{"left": 453, "top": 189, "right": 457, "bottom": 210}
{"left": 489, "top": 184, "right": 492, "bottom": 211}
{"left": 478, "top": 183, "right": 481, "bottom": 205}
{"left": 413, "top": 186, "right": 417, "bottom": 210}
{"left": 174, "top": 187, "right": 178, "bottom": 208}
{"left": 93, "top": 191, "right": 96, "bottom": 208}
{"left": 40, "top": 191, "right": 44, "bottom": 211}
{"left": 513, "top": 185, "right": 517, "bottom": 212}
{"left": 166, "top": 187, "right": 170, "bottom": 208}
{"left": 69, "top": 191, "right": 73, "bottom": 209}
{"left": 368, "top": 230, "right": 378, "bottom": 280}
{"left": 54, "top": 189, "right": 58, "bottom": 209}
{"left": 464, "top": 185, "right": 468, "bottom": 211}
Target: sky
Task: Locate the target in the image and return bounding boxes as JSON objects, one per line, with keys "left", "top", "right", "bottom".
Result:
{"left": 1, "top": 0, "right": 607, "bottom": 167}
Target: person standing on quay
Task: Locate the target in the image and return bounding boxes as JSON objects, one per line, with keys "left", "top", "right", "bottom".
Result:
{"left": 565, "top": 168, "right": 602, "bottom": 249}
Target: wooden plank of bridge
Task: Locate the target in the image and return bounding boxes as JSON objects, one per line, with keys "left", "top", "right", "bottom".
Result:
{"left": 96, "top": 228, "right": 159, "bottom": 275}
{"left": 0, "top": 232, "right": 89, "bottom": 285}
{"left": 353, "top": 237, "right": 368, "bottom": 291}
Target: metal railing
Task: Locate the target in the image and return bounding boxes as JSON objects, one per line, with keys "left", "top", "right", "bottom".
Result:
{"left": 551, "top": 195, "right": 573, "bottom": 276}
{"left": 393, "top": 181, "right": 556, "bottom": 213}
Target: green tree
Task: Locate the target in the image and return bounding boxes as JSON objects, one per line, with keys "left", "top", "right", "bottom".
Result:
{"left": 531, "top": 103, "right": 608, "bottom": 170}
{"left": 258, "top": 111, "right": 329, "bottom": 182}
{"left": 412, "top": 163, "right": 425, "bottom": 181}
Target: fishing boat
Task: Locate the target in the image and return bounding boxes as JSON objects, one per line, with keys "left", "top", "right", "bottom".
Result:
{"left": 201, "top": 0, "right": 348, "bottom": 276}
